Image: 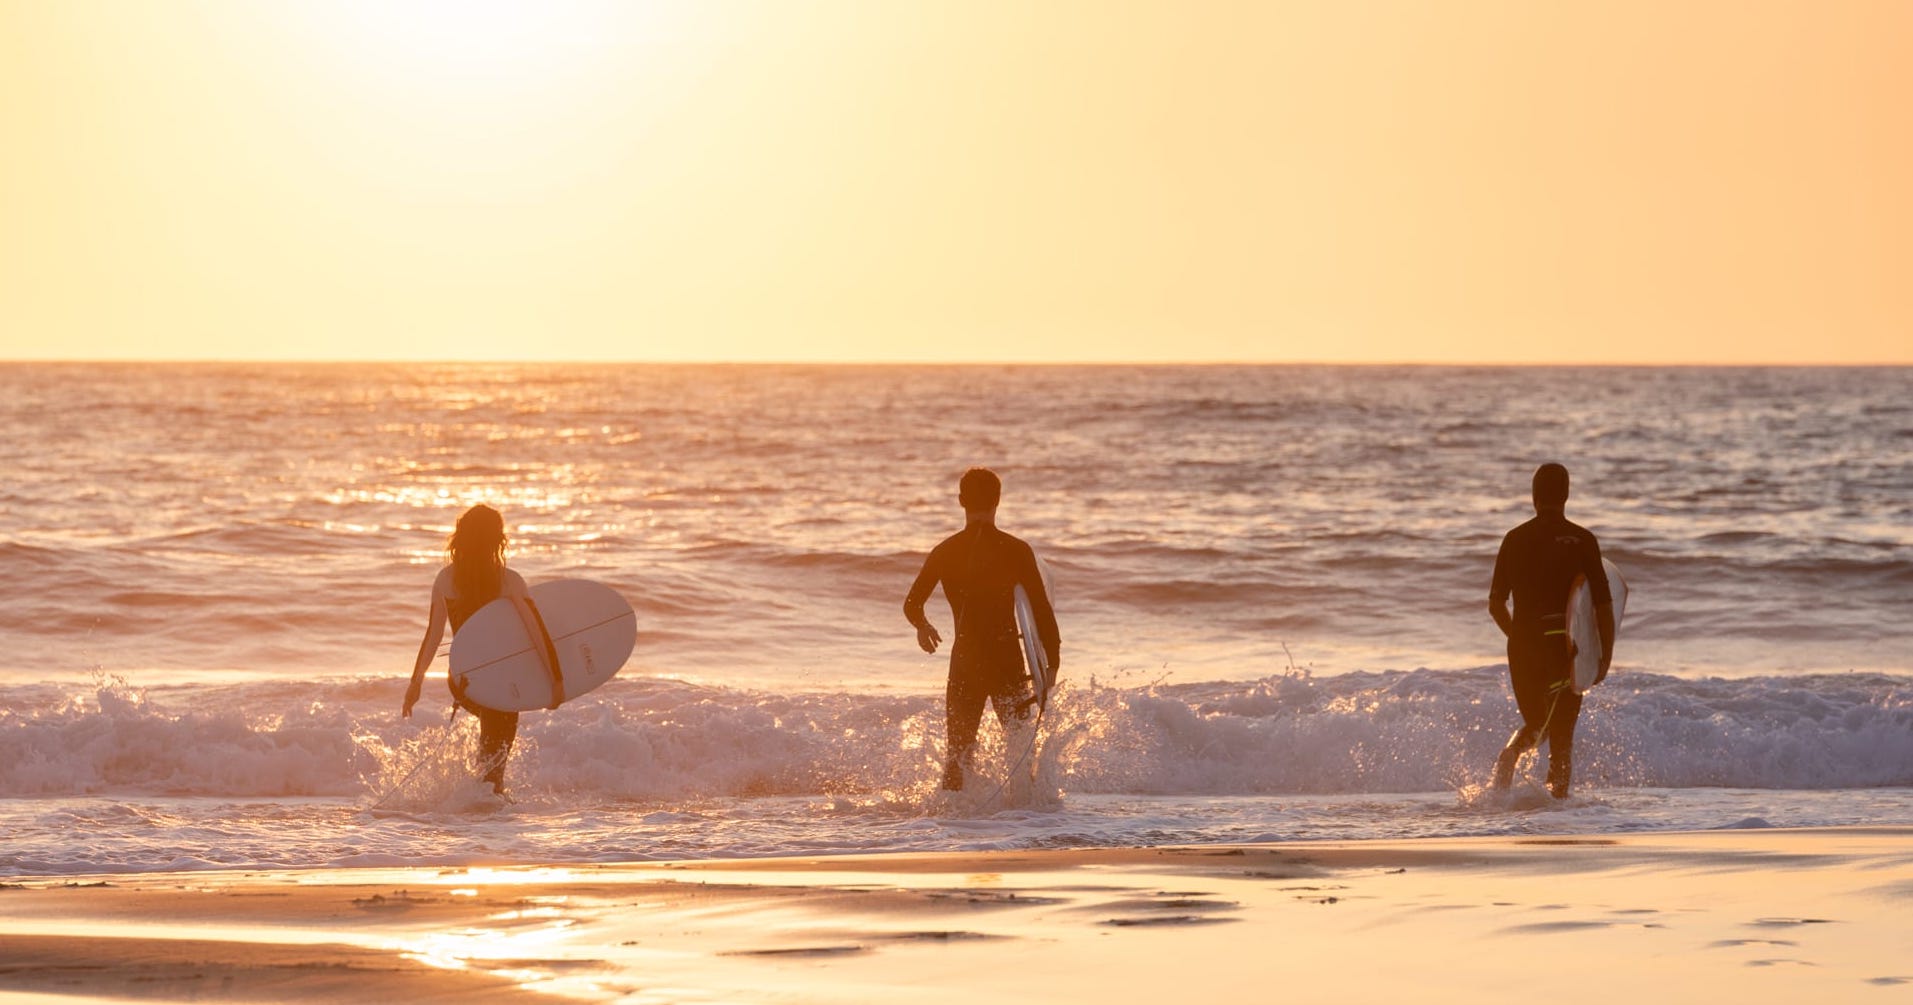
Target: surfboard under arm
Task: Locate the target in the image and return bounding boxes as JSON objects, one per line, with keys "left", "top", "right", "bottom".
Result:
{"left": 1566, "top": 558, "right": 1628, "bottom": 695}
{"left": 1014, "top": 555, "right": 1057, "bottom": 713}
{"left": 450, "top": 579, "right": 637, "bottom": 714}
{"left": 511, "top": 596, "right": 565, "bottom": 709}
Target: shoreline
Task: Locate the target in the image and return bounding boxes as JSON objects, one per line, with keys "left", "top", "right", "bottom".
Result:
{"left": 3, "top": 826, "right": 1909, "bottom": 1002}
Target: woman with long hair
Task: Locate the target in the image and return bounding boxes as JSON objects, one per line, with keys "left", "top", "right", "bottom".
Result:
{"left": 403, "top": 504, "right": 530, "bottom": 794}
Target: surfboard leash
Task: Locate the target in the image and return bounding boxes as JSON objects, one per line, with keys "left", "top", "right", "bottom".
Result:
{"left": 972, "top": 690, "right": 1048, "bottom": 813}
{"left": 368, "top": 703, "right": 461, "bottom": 810}
{"left": 1511, "top": 678, "right": 1574, "bottom": 784}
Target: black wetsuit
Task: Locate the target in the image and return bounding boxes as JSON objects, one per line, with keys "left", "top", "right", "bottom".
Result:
{"left": 904, "top": 525, "right": 1060, "bottom": 790}
{"left": 1490, "top": 511, "right": 1609, "bottom": 792}
{"left": 447, "top": 582, "right": 519, "bottom": 793}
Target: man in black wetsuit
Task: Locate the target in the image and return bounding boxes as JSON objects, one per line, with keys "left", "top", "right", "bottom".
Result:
{"left": 1489, "top": 462, "right": 1615, "bottom": 799}
{"left": 904, "top": 467, "right": 1061, "bottom": 791}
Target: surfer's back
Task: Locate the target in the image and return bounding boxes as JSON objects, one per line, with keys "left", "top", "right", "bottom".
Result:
{"left": 1492, "top": 513, "right": 1606, "bottom": 626}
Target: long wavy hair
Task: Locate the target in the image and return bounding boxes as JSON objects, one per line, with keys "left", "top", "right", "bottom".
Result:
{"left": 447, "top": 504, "right": 508, "bottom": 602}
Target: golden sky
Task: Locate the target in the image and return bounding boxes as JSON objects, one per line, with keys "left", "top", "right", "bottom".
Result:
{"left": 2, "top": 0, "right": 1907, "bottom": 363}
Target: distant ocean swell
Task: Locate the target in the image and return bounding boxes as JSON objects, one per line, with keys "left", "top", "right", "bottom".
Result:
{"left": 4, "top": 670, "right": 1908, "bottom": 801}
{"left": 6, "top": 364, "right": 1910, "bottom": 687}
{"left": 7, "top": 534, "right": 1909, "bottom": 667}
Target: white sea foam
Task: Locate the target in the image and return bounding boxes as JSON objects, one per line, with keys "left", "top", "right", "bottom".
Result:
{"left": 5, "top": 670, "right": 1908, "bottom": 803}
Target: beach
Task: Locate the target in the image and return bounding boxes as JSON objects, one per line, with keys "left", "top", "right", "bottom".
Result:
{"left": 4, "top": 826, "right": 1909, "bottom": 1002}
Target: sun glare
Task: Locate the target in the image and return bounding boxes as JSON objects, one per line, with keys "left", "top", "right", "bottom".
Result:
{"left": 350, "top": 0, "right": 576, "bottom": 63}
{"left": 285, "top": 0, "right": 655, "bottom": 98}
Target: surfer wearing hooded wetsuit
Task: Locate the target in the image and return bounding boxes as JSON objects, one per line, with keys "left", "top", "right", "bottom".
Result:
{"left": 404, "top": 504, "right": 530, "bottom": 795}
{"left": 905, "top": 467, "right": 1061, "bottom": 791}
{"left": 1488, "top": 463, "right": 1615, "bottom": 799}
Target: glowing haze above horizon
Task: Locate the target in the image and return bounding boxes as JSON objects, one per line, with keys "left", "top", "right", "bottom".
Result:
{"left": 2, "top": 1, "right": 1907, "bottom": 364}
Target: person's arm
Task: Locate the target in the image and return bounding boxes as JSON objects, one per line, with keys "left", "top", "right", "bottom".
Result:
{"left": 1593, "top": 602, "right": 1616, "bottom": 683}
{"left": 1023, "top": 545, "right": 1061, "bottom": 671}
{"left": 1487, "top": 535, "right": 1515, "bottom": 638}
{"left": 904, "top": 548, "right": 943, "bottom": 654}
{"left": 403, "top": 576, "right": 449, "bottom": 718}
{"left": 1586, "top": 538, "right": 1616, "bottom": 682}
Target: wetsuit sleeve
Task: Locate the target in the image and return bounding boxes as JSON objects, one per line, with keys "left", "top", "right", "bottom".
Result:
{"left": 903, "top": 545, "right": 943, "bottom": 631}
{"left": 1584, "top": 533, "right": 1612, "bottom": 607}
{"left": 1488, "top": 531, "right": 1514, "bottom": 607}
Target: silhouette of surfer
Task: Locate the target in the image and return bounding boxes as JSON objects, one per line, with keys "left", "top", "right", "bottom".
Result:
{"left": 1489, "top": 463, "right": 1615, "bottom": 799}
{"left": 905, "top": 468, "right": 1061, "bottom": 791}
{"left": 403, "top": 504, "right": 528, "bottom": 794}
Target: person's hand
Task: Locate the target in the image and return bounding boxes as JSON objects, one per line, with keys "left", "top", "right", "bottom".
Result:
{"left": 915, "top": 624, "right": 942, "bottom": 654}
{"left": 402, "top": 678, "right": 422, "bottom": 718}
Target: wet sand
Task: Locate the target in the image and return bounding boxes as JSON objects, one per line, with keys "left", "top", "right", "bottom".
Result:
{"left": 2, "top": 827, "right": 1909, "bottom": 1002}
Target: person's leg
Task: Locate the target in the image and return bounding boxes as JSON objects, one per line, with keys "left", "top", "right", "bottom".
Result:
{"left": 1494, "top": 635, "right": 1551, "bottom": 789}
{"left": 943, "top": 662, "right": 988, "bottom": 791}
{"left": 989, "top": 675, "right": 1039, "bottom": 799}
{"left": 989, "top": 691, "right": 1033, "bottom": 728}
{"left": 475, "top": 707, "right": 519, "bottom": 794}
{"left": 1545, "top": 688, "right": 1582, "bottom": 798}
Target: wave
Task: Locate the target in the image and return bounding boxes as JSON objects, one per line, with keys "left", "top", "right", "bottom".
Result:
{"left": 5, "top": 670, "right": 1909, "bottom": 801}
{"left": 1085, "top": 579, "right": 1307, "bottom": 608}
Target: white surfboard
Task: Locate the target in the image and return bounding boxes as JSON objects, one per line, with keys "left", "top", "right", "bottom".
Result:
{"left": 1567, "top": 558, "right": 1628, "bottom": 694}
{"left": 1013, "top": 556, "right": 1056, "bottom": 712}
{"left": 449, "top": 578, "right": 637, "bottom": 713}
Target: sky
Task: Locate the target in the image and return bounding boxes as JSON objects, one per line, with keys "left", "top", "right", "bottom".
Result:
{"left": 1, "top": 0, "right": 1907, "bottom": 364}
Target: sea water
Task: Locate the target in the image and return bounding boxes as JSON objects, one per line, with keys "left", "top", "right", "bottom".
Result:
{"left": 1, "top": 364, "right": 1909, "bottom": 875}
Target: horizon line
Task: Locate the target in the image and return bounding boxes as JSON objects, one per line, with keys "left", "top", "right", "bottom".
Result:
{"left": 2, "top": 358, "right": 1908, "bottom": 368}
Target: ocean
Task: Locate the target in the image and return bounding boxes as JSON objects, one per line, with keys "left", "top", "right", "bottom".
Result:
{"left": 2, "top": 363, "right": 1909, "bottom": 875}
